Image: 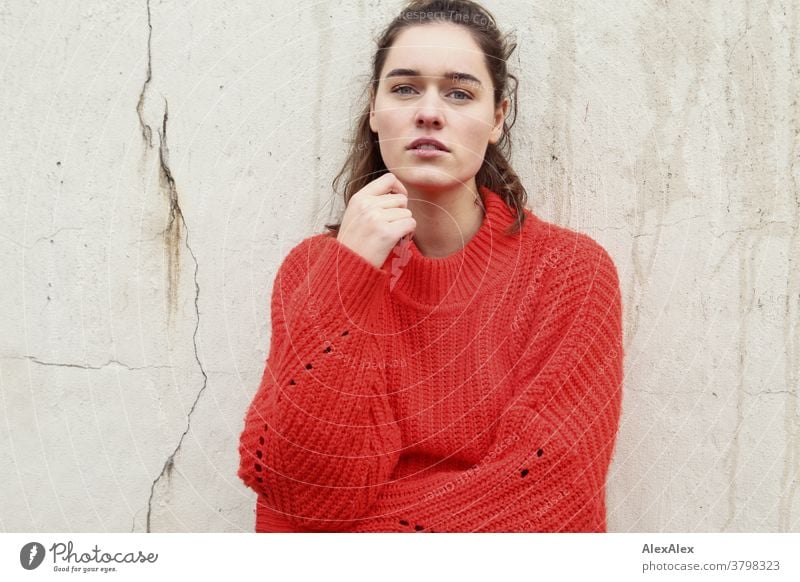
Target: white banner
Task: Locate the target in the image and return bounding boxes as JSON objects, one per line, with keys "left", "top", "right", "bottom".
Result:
{"left": 2, "top": 533, "right": 798, "bottom": 581}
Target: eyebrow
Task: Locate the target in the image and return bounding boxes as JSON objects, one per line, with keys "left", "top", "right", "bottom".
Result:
{"left": 384, "top": 68, "right": 483, "bottom": 88}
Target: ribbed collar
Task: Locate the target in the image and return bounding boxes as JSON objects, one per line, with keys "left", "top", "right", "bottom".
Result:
{"left": 386, "top": 185, "right": 525, "bottom": 309}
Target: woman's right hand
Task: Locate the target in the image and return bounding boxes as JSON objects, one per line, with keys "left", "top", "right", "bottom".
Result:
{"left": 336, "top": 173, "right": 416, "bottom": 270}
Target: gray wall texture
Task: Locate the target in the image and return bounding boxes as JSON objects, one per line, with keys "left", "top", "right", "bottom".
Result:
{"left": 0, "top": 0, "right": 798, "bottom": 532}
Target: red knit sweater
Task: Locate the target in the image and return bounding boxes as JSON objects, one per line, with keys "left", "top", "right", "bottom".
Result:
{"left": 238, "top": 185, "right": 624, "bottom": 532}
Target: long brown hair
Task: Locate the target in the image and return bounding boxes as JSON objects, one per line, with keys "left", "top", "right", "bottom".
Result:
{"left": 325, "top": 0, "right": 527, "bottom": 237}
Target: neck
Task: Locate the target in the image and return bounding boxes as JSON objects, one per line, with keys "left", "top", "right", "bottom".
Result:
{"left": 405, "top": 180, "right": 486, "bottom": 258}
{"left": 385, "top": 184, "right": 526, "bottom": 307}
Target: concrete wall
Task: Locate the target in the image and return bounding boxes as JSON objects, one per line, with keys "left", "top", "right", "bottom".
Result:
{"left": 1, "top": 0, "right": 797, "bottom": 532}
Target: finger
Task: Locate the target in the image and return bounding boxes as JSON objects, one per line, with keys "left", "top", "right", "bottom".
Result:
{"left": 381, "top": 207, "right": 413, "bottom": 222}
{"left": 352, "top": 172, "right": 403, "bottom": 204}
{"left": 374, "top": 193, "right": 408, "bottom": 209}
{"left": 385, "top": 173, "right": 408, "bottom": 196}
{"left": 375, "top": 172, "right": 407, "bottom": 196}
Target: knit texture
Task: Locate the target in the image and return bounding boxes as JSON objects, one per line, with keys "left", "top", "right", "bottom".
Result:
{"left": 237, "top": 185, "right": 624, "bottom": 532}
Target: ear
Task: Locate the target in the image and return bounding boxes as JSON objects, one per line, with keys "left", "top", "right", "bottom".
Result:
{"left": 488, "top": 97, "right": 509, "bottom": 145}
{"left": 369, "top": 87, "right": 378, "bottom": 134}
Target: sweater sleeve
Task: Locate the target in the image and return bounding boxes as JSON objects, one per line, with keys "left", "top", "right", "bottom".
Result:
{"left": 343, "top": 236, "right": 624, "bottom": 532}
{"left": 237, "top": 235, "right": 403, "bottom": 531}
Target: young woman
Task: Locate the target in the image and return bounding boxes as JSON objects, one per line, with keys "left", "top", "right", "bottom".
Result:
{"left": 238, "top": 0, "right": 624, "bottom": 533}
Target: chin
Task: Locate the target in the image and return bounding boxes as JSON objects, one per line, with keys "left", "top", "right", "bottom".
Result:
{"left": 391, "top": 168, "right": 462, "bottom": 192}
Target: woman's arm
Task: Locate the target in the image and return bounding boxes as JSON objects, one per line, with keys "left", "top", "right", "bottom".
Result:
{"left": 344, "top": 237, "right": 624, "bottom": 532}
{"left": 237, "top": 235, "right": 403, "bottom": 531}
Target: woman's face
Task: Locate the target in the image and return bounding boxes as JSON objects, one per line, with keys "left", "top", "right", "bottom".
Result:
{"left": 370, "top": 22, "right": 509, "bottom": 193}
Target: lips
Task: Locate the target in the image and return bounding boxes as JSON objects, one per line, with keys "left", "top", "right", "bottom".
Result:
{"left": 407, "top": 137, "right": 450, "bottom": 152}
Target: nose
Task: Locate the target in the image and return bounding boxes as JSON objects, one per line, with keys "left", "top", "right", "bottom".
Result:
{"left": 414, "top": 91, "right": 445, "bottom": 129}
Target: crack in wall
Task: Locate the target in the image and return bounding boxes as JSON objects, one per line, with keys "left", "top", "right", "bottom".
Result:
{"left": 157, "top": 100, "right": 184, "bottom": 329}
{"left": 711, "top": 220, "right": 791, "bottom": 239}
{"left": 135, "top": 0, "right": 181, "bottom": 322}
{"left": 13, "top": 356, "right": 172, "bottom": 371}
{"left": 725, "top": 22, "right": 753, "bottom": 67}
{"left": 0, "top": 227, "right": 84, "bottom": 250}
{"left": 142, "top": 101, "right": 209, "bottom": 530}
{"left": 145, "top": 272, "right": 208, "bottom": 532}
{"left": 145, "top": 104, "right": 207, "bottom": 532}
{"left": 136, "top": 0, "right": 153, "bottom": 148}
{"left": 132, "top": 0, "right": 208, "bottom": 532}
